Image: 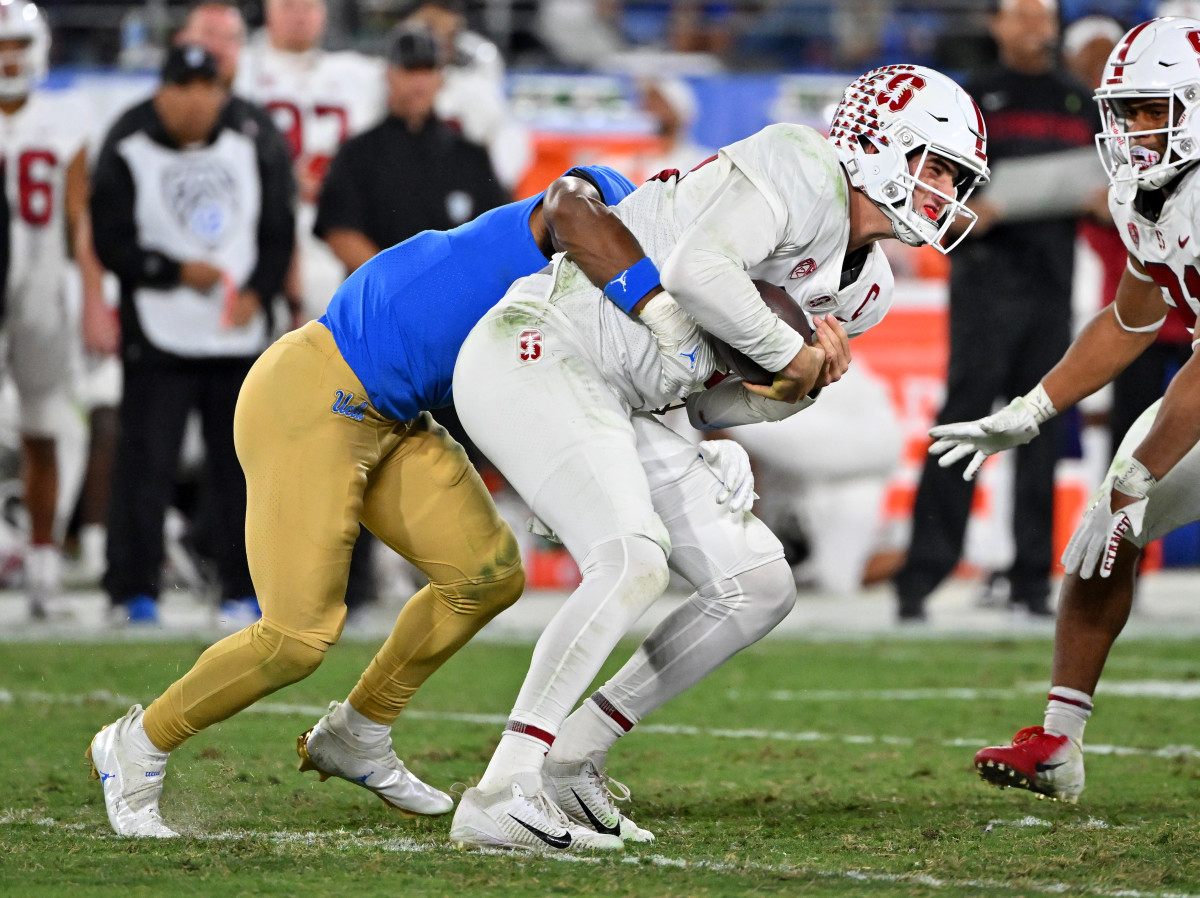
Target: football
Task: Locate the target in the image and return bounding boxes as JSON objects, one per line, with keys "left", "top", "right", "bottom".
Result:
{"left": 713, "top": 280, "right": 814, "bottom": 385}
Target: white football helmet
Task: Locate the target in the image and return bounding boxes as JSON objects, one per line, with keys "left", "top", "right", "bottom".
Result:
{"left": 1095, "top": 17, "right": 1200, "bottom": 200}
{"left": 0, "top": 0, "right": 48, "bottom": 100}
{"left": 828, "top": 64, "right": 989, "bottom": 254}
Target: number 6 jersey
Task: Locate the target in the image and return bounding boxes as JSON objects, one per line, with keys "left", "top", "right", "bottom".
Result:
{"left": 0, "top": 87, "right": 92, "bottom": 297}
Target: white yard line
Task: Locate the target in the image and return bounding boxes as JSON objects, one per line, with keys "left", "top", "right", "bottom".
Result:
{"left": 763, "top": 681, "right": 1200, "bottom": 701}
{"left": 5, "top": 687, "right": 1200, "bottom": 761}
{"left": 0, "top": 812, "right": 1192, "bottom": 897}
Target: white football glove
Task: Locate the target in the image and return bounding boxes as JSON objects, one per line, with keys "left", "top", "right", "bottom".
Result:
{"left": 639, "top": 292, "right": 718, "bottom": 398}
{"left": 698, "top": 439, "right": 756, "bottom": 515}
{"left": 928, "top": 384, "right": 1057, "bottom": 481}
{"left": 1062, "top": 458, "right": 1156, "bottom": 579}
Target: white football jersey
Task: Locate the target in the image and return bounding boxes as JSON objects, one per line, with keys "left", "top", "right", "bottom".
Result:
{"left": 0, "top": 88, "right": 93, "bottom": 292}
{"left": 714, "top": 124, "right": 894, "bottom": 339}
{"left": 1110, "top": 167, "right": 1200, "bottom": 334}
{"left": 235, "top": 37, "right": 386, "bottom": 174}
{"left": 498, "top": 123, "right": 894, "bottom": 412}
{"left": 435, "top": 33, "right": 530, "bottom": 188}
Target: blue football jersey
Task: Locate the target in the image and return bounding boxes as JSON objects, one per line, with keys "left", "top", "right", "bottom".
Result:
{"left": 320, "top": 165, "right": 636, "bottom": 422}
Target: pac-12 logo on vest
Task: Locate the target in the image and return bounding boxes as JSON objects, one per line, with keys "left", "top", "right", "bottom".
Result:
{"left": 163, "top": 158, "right": 240, "bottom": 250}
{"left": 518, "top": 328, "right": 543, "bottom": 362}
{"left": 332, "top": 390, "right": 368, "bottom": 421}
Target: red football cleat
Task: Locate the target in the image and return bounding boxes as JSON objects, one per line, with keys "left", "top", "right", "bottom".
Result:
{"left": 974, "top": 726, "right": 1085, "bottom": 803}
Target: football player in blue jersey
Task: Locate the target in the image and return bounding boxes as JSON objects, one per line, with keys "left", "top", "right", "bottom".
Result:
{"left": 85, "top": 164, "right": 688, "bottom": 839}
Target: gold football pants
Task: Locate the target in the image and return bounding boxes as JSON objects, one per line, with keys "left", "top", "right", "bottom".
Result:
{"left": 143, "top": 321, "right": 524, "bottom": 751}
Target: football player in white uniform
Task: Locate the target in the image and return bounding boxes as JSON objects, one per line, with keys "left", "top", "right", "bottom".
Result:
{"left": 235, "top": 0, "right": 386, "bottom": 321}
{"left": 447, "top": 64, "right": 989, "bottom": 851}
{"left": 397, "top": 0, "right": 531, "bottom": 189}
{"left": 934, "top": 18, "right": 1200, "bottom": 803}
{"left": 0, "top": 1, "right": 106, "bottom": 618}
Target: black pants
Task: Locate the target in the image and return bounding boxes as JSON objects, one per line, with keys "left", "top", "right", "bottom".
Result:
{"left": 894, "top": 267, "right": 1071, "bottom": 611}
{"left": 105, "top": 355, "right": 256, "bottom": 604}
{"left": 1110, "top": 341, "right": 1192, "bottom": 453}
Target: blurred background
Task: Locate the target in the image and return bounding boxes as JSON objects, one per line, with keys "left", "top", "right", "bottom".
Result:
{"left": 2, "top": 0, "right": 1197, "bottom": 636}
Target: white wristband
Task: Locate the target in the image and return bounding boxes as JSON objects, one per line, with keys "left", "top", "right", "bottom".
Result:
{"left": 639, "top": 292, "right": 696, "bottom": 346}
{"left": 1023, "top": 383, "right": 1058, "bottom": 425}
{"left": 1113, "top": 457, "right": 1156, "bottom": 499}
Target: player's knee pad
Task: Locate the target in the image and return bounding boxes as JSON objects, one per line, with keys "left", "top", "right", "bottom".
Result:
{"left": 444, "top": 559, "right": 526, "bottom": 617}
{"left": 580, "top": 535, "right": 671, "bottom": 612}
{"left": 697, "top": 558, "right": 797, "bottom": 642}
{"left": 253, "top": 620, "right": 327, "bottom": 685}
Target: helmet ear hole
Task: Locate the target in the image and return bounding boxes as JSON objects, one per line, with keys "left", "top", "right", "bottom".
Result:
{"left": 826, "top": 64, "right": 988, "bottom": 254}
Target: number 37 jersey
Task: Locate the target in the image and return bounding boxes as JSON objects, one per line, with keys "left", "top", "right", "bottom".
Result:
{"left": 0, "top": 88, "right": 92, "bottom": 291}
{"left": 1111, "top": 168, "right": 1200, "bottom": 337}
{"left": 235, "top": 40, "right": 385, "bottom": 171}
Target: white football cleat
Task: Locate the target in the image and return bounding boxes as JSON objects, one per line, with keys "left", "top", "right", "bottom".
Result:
{"left": 297, "top": 702, "right": 453, "bottom": 817}
{"left": 449, "top": 772, "right": 625, "bottom": 852}
{"left": 544, "top": 751, "right": 654, "bottom": 843}
{"left": 86, "top": 705, "right": 178, "bottom": 838}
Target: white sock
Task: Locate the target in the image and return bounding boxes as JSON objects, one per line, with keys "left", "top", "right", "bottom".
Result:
{"left": 131, "top": 716, "right": 169, "bottom": 758}
{"left": 1044, "top": 686, "right": 1093, "bottom": 744}
{"left": 26, "top": 544, "right": 61, "bottom": 592}
{"left": 476, "top": 728, "right": 552, "bottom": 793}
{"left": 80, "top": 524, "right": 107, "bottom": 570}
{"left": 328, "top": 700, "right": 391, "bottom": 747}
{"left": 548, "top": 695, "right": 629, "bottom": 764}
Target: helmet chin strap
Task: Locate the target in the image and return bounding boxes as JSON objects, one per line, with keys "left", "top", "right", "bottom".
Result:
{"left": 891, "top": 217, "right": 923, "bottom": 247}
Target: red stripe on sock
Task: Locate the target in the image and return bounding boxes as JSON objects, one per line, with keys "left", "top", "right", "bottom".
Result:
{"left": 590, "top": 692, "right": 634, "bottom": 732}
{"left": 505, "top": 719, "right": 555, "bottom": 747}
{"left": 1048, "top": 692, "right": 1094, "bottom": 712}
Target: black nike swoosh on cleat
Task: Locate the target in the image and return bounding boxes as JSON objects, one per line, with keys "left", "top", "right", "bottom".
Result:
{"left": 508, "top": 814, "right": 573, "bottom": 849}
{"left": 571, "top": 789, "right": 621, "bottom": 836}
{"left": 1035, "top": 761, "right": 1067, "bottom": 773}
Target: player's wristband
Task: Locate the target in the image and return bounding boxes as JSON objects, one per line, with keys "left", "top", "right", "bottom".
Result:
{"left": 1023, "top": 383, "right": 1057, "bottom": 425}
{"left": 1113, "top": 457, "right": 1156, "bottom": 499}
{"left": 603, "top": 257, "right": 661, "bottom": 313}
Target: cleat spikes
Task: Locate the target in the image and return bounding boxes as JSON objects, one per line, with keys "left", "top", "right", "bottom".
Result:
{"left": 972, "top": 726, "right": 1085, "bottom": 803}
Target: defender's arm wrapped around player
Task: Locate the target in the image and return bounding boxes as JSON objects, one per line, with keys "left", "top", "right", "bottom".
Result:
{"left": 540, "top": 166, "right": 845, "bottom": 405}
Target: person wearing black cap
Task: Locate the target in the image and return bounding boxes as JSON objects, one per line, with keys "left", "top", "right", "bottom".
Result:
{"left": 314, "top": 25, "right": 508, "bottom": 272}
{"left": 313, "top": 25, "right": 508, "bottom": 609}
{"left": 397, "top": 0, "right": 530, "bottom": 188}
{"left": 89, "top": 44, "right": 295, "bottom": 626}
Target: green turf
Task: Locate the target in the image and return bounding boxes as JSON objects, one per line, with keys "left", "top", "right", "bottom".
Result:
{"left": 4, "top": 635, "right": 1200, "bottom": 896}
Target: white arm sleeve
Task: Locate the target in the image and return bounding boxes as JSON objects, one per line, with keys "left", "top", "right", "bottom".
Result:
{"left": 686, "top": 375, "right": 814, "bottom": 430}
{"left": 660, "top": 168, "right": 805, "bottom": 374}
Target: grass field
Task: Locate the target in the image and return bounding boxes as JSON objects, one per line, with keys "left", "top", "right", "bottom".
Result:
{"left": 5, "top": 633, "right": 1200, "bottom": 897}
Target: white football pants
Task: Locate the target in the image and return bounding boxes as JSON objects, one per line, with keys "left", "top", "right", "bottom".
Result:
{"left": 454, "top": 308, "right": 791, "bottom": 737}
